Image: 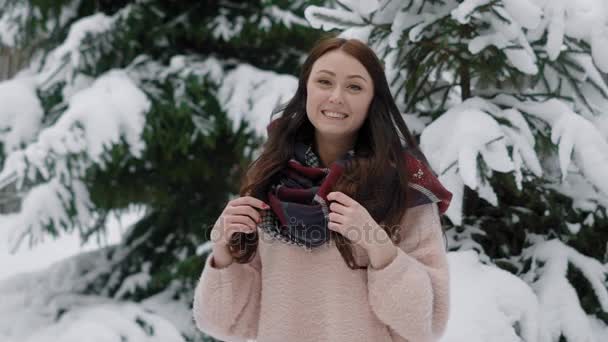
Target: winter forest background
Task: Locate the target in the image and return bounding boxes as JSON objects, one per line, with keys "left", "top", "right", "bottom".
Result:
{"left": 1, "top": 0, "right": 608, "bottom": 341}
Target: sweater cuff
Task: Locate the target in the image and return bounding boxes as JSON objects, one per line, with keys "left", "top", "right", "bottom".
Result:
{"left": 367, "top": 249, "right": 411, "bottom": 289}
{"left": 202, "top": 251, "right": 256, "bottom": 291}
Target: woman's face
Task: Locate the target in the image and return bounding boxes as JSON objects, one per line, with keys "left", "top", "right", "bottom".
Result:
{"left": 306, "top": 49, "right": 374, "bottom": 143}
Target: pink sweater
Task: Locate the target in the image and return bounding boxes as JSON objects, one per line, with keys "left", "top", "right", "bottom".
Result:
{"left": 192, "top": 203, "right": 450, "bottom": 342}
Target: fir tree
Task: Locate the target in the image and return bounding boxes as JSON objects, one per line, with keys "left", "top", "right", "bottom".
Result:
{"left": 5, "top": 0, "right": 608, "bottom": 340}
{"left": 0, "top": 1, "right": 323, "bottom": 340}
{"left": 306, "top": 0, "right": 608, "bottom": 340}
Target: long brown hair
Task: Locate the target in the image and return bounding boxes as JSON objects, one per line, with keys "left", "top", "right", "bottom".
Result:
{"left": 229, "top": 36, "right": 421, "bottom": 269}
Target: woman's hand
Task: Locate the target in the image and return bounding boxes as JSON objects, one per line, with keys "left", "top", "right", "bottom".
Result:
{"left": 210, "top": 196, "right": 269, "bottom": 248}
{"left": 326, "top": 191, "right": 382, "bottom": 252}
{"left": 327, "top": 191, "right": 399, "bottom": 269}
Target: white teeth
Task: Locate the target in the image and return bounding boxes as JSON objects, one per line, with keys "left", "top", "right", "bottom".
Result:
{"left": 322, "top": 111, "right": 347, "bottom": 119}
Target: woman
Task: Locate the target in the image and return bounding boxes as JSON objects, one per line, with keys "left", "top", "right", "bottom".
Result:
{"left": 192, "top": 36, "right": 453, "bottom": 342}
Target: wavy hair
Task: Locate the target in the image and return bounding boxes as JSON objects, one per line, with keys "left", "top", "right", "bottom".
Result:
{"left": 230, "top": 36, "right": 421, "bottom": 269}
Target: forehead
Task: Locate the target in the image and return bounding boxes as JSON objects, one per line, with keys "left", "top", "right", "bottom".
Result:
{"left": 310, "top": 49, "right": 371, "bottom": 80}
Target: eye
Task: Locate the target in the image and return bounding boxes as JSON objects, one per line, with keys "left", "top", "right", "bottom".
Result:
{"left": 348, "top": 84, "right": 362, "bottom": 91}
{"left": 317, "top": 79, "right": 331, "bottom": 85}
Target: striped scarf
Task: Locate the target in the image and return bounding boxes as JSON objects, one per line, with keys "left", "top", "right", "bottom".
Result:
{"left": 256, "top": 142, "right": 452, "bottom": 251}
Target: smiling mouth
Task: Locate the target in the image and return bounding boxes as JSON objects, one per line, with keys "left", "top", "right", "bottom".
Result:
{"left": 322, "top": 110, "right": 348, "bottom": 119}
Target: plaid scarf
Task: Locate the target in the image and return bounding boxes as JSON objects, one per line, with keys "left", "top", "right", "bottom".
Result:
{"left": 256, "top": 141, "right": 452, "bottom": 251}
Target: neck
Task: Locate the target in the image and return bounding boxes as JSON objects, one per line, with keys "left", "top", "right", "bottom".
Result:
{"left": 313, "top": 133, "right": 356, "bottom": 167}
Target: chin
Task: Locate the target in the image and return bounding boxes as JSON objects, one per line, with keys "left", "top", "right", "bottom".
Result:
{"left": 316, "top": 127, "right": 354, "bottom": 139}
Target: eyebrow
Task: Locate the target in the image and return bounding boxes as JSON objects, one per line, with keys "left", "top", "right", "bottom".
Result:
{"left": 317, "top": 69, "right": 368, "bottom": 83}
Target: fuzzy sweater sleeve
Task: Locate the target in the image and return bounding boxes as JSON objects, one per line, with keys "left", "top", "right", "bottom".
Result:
{"left": 192, "top": 246, "right": 262, "bottom": 342}
{"left": 367, "top": 202, "right": 450, "bottom": 342}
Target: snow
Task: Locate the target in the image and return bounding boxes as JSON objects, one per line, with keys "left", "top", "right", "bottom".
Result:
{"left": 304, "top": 5, "right": 365, "bottom": 30}
{"left": 0, "top": 211, "right": 186, "bottom": 342}
{"left": 0, "top": 47, "right": 295, "bottom": 265}
{"left": 449, "top": 0, "right": 608, "bottom": 75}
{"left": 442, "top": 250, "right": 545, "bottom": 342}
{"left": 457, "top": 2, "right": 539, "bottom": 74}
{"left": 416, "top": 91, "right": 607, "bottom": 224}
{"left": 0, "top": 70, "right": 149, "bottom": 187}
{"left": 420, "top": 98, "right": 531, "bottom": 224}
{"left": 114, "top": 261, "right": 152, "bottom": 299}
{"left": 0, "top": 208, "right": 142, "bottom": 282}
{"left": 494, "top": 95, "right": 608, "bottom": 200}
{"left": 218, "top": 64, "right": 298, "bottom": 136}
{"left": 565, "top": 222, "right": 582, "bottom": 234}
{"left": 543, "top": 0, "right": 567, "bottom": 61}
{"left": 450, "top": 0, "right": 491, "bottom": 24}
{"left": 551, "top": 170, "right": 608, "bottom": 219}
{"left": 49, "top": 13, "right": 113, "bottom": 72}
{"left": 3, "top": 179, "right": 85, "bottom": 252}
{"left": 443, "top": 236, "right": 608, "bottom": 342}
{"left": 0, "top": 76, "right": 43, "bottom": 154}
{"left": 336, "top": 0, "right": 381, "bottom": 16}
{"left": 22, "top": 303, "right": 185, "bottom": 342}
{"left": 211, "top": 11, "right": 244, "bottom": 41}
{"left": 3, "top": 241, "right": 607, "bottom": 341}
{"left": 0, "top": 0, "right": 80, "bottom": 48}
{"left": 0, "top": 69, "right": 149, "bottom": 252}
{"left": 522, "top": 236, "right": 608, "bottom": 341}
{"left": 0, "top": 207, "right": 186, "bottom": 342}
{"left": 498, "top": 108, "right": 543, "bottom": 184}
{"left": 568, "top": 54, "right": 608, "bottom": 114}
{"left": 504, "top": 0, "right": 543, "bottom": 29}
{"left": 445, "top": 224, "right": 491, "bottom": 263}
{"left": 339, "top": 25, "right": 374, "bottom": 42}
{"left": 0, "top": 1, "right": 25, "bottom": 47}
{"left": 533, "top": 0, "right": 608, "bottom": 73}
{"left": 407, "top": 13, "right": 439, "bottom": 42}
{"left": 125, "top": 54, "right": 292, "bottom": 138}
{"left": 2, "top": 0, "right": 608, "bottom": 340}
{"left": 594, "top": 113, "right": 608, "bottom": 140}
{"left": 388, "top": 11, "right": 417, "bottom": 48}
{"left": 438, "top": 166, "right": 466, "bottom": 226}
{"left": 266, "top": 5, "right": 309, "bottom": 29}
{"left": 0, "top": 279, "right": 184, "bottom": 342}
{"left": 37, "top": 12, "right": 116, "bottom": 88}
{"left": 590, "top": 25, "right": 608, "bottom": 73}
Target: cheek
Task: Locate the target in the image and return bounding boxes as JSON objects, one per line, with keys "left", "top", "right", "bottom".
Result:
{"left": 351, "top": 95, "right": 373, "bottom": 118}
{"left": 306, "top": 87, "right": 325, "bottom": 114}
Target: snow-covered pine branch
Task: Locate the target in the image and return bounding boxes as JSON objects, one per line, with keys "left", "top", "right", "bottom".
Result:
{"left": 0, "top": 246, "right": 185, "bottom": 342}
{"left": 521, "top": 235, "right": 608, "bottom": 342}
{"left": 419, "top": 97, "right": 543, "bottom": 225}
{"left": 445, "top": 250, "right": 547, "bottom": 342}
{"left": 0, "top": 3, "right": 300, "bottom": 253}
{"left": 0, "top": 70, "right": 149, "bottom": 252}
{"left": 306, "top": 0, "right": 608, "bottom": 217}
{"left": 306, "top": 0, "right": 608, "bottom": 340}
{"left": 0, "top": 0, "right": 81, "bottom": 48}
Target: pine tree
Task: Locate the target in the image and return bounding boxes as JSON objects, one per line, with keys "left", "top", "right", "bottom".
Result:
{"left": 306, "top": 0, "right": 608, "bottom": 340}
{"left": 5, "top": 0, "right": 608, "bottom": 340}
{"left": 0, "top": 1, "right": 323, "bottom": 340}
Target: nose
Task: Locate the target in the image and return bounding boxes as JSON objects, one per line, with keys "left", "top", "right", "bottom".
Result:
{"left": 328, "top": 87, "right": 344, "bottom": 104}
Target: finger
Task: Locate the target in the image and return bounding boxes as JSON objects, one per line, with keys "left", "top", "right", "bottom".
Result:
{"left": 327, "top": 191, "right": 357, "bottom": 207}
{"left": 228, "top": 215, "right": 257, "bottom": 229}
{"left": 328, "top": 212, "right": 346, "bottom": 224}
{"left": 228, "top": 223, "right": 256, "bottom": 236}
{"left": 230, "top": 196, "right": 270, "bottom": 210}
{"left": 215, "top": 223, "right": 252, "bottom": 245}
{"left": 329, "top": 202, "right": 348, "bottom": 214}
{"left": 327, "top": 221, "right": 341, "bottom": 232}
{"left": 226, "top": 205, "right": 261, "bottom": 223}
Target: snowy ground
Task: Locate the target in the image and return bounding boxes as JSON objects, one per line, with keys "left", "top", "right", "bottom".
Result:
{"left": 0, "top": 209, "right": 142, "bottom": 282}
{"left": 0, "top": 205, "right": 192, "bottom": 342}
{"left": 2, "top": 224, "right": 608, "bottom": 341}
